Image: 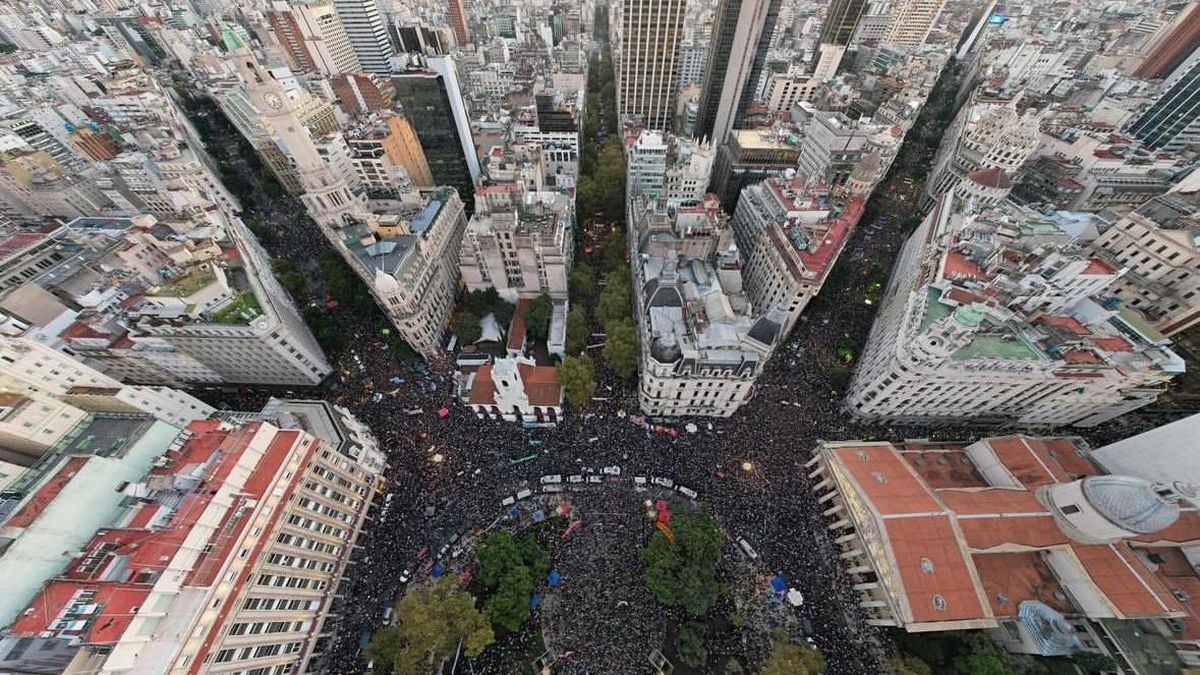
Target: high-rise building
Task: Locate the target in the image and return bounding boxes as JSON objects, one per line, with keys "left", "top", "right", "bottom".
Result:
{"left": 1, "top": 418, "right": 384, "bottom": 675}
{"left": 710, "top": 128, "right": 802, "bottom": 213}
{"left": 1091, "top": 189, "right": 1200, "bottom": 337}
{"left": 693, "top": 0, "right": 776, "bottom": 144}
{"left": 346, "top": 114, "right": 435, "bottom": 189}
{"left": 447, "top": 0, "right": 470, "bottom": 46}
{"left": 819, "top": 0, "right": 867, "bottom": 46}
{"left": 845, "top": 196, "right": 1183, "bottom": 427}
{"left": 1127, "top": 53, "right": 1200, "bottom": 153}
{"left": 616, "top": 0, "right": 686, "bottom": 130}
{"left": 883, "top": 0, "right": 946, "bottom": 48}
{"left": 269, "top": 0, "right": 361, "bottom": 76}
{"left": 392, "top": 55, "right": 480, "bottom": 209}
{"left": 1134, "top": 3, "right": 1200, "bottom": 80}
{"left": 332, "top": 0, "right": 394, "bottom": 73}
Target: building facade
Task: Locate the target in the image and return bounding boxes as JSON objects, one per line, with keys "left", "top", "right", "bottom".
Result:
{"left": 693, "top": 0, "right": 776, "bottom": 144}
{"left": 616, "top": 0, "right": 686, "bottom": 130}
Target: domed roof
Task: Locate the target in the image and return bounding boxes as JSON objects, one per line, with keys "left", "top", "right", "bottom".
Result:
{"left": 1081, "top": 475, "right": 1181, "bottom": 534}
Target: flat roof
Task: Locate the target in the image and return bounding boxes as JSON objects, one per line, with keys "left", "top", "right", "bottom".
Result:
{"left": 951, "top": 334, "right": 1042, "bottom": 361}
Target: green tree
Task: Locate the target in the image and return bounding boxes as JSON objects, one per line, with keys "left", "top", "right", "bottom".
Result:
{"left": 465, "top": 288, "right": 501, "bottom": 316}
{"left": 677, "top": 622, "right": 708, "bottom": 669}
{"left": 951, "top": 633, "right": 1015, "bottom": 675}
{"left": 598, "top": 230, "right": 627, "bottom": 272}
{"left": 478, "top": 532, "right": 523, "bottom": 590}
{"left": 569, "top": 263, "right": 594, "bottom": 300}
{"left": 884, "top": 655, "right": 933, "bottom": 675}
{"left": 639, "top": 512, "right": 723, "bottom": 617}
{"left": 366, "top": 577, "right": 493, "bottom": 674}
{"left": 557, "top": 355, "right": 597, "bottom": 407}
{"left": 597, "top": 267, "right": 631, "bottom": 325}
{"left": 565, "top": 305, "right": 590, "bottom": 355}
{"left": 485, "top": 566, "right": 532, "bottom": 631}
{"left": 525, "top": 293, "right": 554, "bottom": 342}
{"left": 761, "top": 632, "right": 826, "bottom": 675}
{"left": 451, "top": 311, "right": 482, "bottom": 345}
{"left": 517, "top": 532, "right": 550, "bottom": 579}
{"left": 602, "top": 318, "right": 639, "bottom": 380}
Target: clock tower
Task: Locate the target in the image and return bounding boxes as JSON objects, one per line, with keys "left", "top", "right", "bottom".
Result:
{"left": 221, "top": 25, "right": 365, "bottom": 233}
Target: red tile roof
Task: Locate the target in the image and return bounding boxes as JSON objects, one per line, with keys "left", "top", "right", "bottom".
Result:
{"left": 884, "top": 516, "right": 986, "bottom": 623}
{"left": 1071, "top": 544, "right": 1183, "bottom": 617}
{"left": 833, "top": 444, "right": 942, "bottom": 515}
{"left": 5, "top": 456, "right": 91, "bottom": 529}
{"left": 517, "top": 363, "right": 562, "bottom": 407}
{"left": 468, "top": 365, "right": 496, "bottom": 405}
{"left": 1083, "top": 258, "right": 1116, "bottom": 275}
{"left": 1036, "top": 314, "right": 1090, "bottom": 336}
{"left": 974, "top": 552, "right": 1072, "bottom": 617}
{"left": 942, "top": 251, "right": 984, "bottom": 280}
{"left": 508, "top": 299, "right": 530, "bottom": 351}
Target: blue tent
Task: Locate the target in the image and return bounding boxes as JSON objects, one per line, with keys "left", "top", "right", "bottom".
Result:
{"left": 769, "top": 574, "right": 787, "bottom": 594}
{"left": 508, "top": 506, "right": 520, "bottom": 519}
{"left": 431, "top": 563, "right": 445, "bottom": 578}
{"left": 530, "top": 594, "right": 542, "bottom": 610}
{"left": 531, "top": 509, "right": 546, "bottom": 523}
{"left": 547, "top": 569, "right": 562, "bottom": 586}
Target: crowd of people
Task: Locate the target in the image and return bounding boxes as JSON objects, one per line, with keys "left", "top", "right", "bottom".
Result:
{"left": 202, "top": 105, "right": 1170, "bottom": 674}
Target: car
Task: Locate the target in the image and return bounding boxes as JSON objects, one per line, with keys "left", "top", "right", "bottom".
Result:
{"left": 568, "top": 474, "right": 584, "bottom": 483}
{"left": 634, "top": 476, "right": 648, "bottom": 485}
{"left": 542, "top": 484, "right": 565, "bottom": 493}
{"left": 399, "top": 568, "right": 412, "bottom": 584}
{"left": 501, "top": 496, "right": 516, "bottom": 506}
{"left": 737, "top": 537, "right": 759, "bottom": 560}
{"left": 651, "top": 476, "right": 674, "bottom": 488}
{"left": 602, "top": 466, "right": 621, "bottom": 476}
{"left": 677, "top": 485, "right": 698, "bottom": 499}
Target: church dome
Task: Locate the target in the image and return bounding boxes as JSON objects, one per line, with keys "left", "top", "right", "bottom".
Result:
{"left": 1081, "top": 475, "right": 1181, "bottom": 535}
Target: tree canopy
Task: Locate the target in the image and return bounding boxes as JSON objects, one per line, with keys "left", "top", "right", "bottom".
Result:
{"left": 557, "top": 354, "right": 597, "bottom": 407}
{"left": 365, "top": 577, "right": 493, "bottom": 674}
{"left": 524, "top": 293, "right": 554, "bottom": 342}
{"left": 451, "top": 311, "right": 481, "bottom": 345}
{"left": 597, "top": 266, "right": 632, "bottom": 326}
{"left": 602, "top": 318, "right": 639, "bottom": 380}
{"left": 639, "top": 512, "right": 723, "bottom": 617}
{"left": 476, "top": 532, "right": 549, "bottom": 631}
{"left": 565, "top": 305, "right": 590, "bottom": 356}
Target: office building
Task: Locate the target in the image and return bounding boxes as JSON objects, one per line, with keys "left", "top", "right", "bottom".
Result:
{"left": 447, "top": 0, "right": 470, "bottom": 46}
{"left": 2, "top": 418, "right": 384, "bottom": 675}
{"left": 845, "top": 196, "right": 1183, "bottom": 427}
{"left": 925, "top": 93, "right": 1041, "bottom": 206}
{"left": 616, "top": 0, "right": 686, "bottom": 130}
{"left": 346, "top": 114, "right": 434, "bottom": 191}
{"left": 694, "top": 0, "right": 776, "bottom": 144}
{"left": 392, "top": 55, "right": 481, "bottom": 210}
{"left": 819, "top": 0, "right": 868, "bottom": 46}
{"left": 1127, "top": 54, "right": 1200, "bottom": 153}
{"left": 1134, "top": 3, "right": 1200, "bottom": 80}
{"left": 268, "top": 0, "right": 361, "bottom": 75}
{"left": 631, "top": 194, "right": 783, "bottom": 417}
{"left": 332, "top": 0, "right": 394, "bottom": 73}
{"left": 883, "top": 0, "right": 946, "bottom": 49}
{"left": 809, "top": 435, "right": 1200, "bottom": 669}
{"left": 732, "top": 175, "right": 863, "bottom": 337}
{"left": 1091, "top": 189, "right": 1200, "bottom": 336}
{"left": 710, "top": 127, "right": 803, "bottom": 213}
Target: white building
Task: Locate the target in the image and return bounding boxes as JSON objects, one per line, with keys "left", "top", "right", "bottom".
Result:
{"left": 631, "top": 195, "right": 783, "bottom": 418}
{"left": 332, "top": 0, "right": 393, "bottom": 73}
{"left": 461, "top": 355, "right": 563, "bottom": 424}
{"left": 626, "top": 129, "right": 669, "bottom": 199}
{"left": 883, "top": 0, "right": 947, "bottom": 48}
{"left": 846, "top": 195, "right": 1184, "bottom": 427}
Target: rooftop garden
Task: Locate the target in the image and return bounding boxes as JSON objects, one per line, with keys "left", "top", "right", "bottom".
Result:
{"left": 211, "top": 291, "right": 262, "bottom": 325}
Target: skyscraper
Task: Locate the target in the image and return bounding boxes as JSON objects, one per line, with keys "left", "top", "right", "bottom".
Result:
{"left": 1134, "top": 3, "right": 1200, "bottom": 80}
{"left": 447, "top": 0, "right": 470, "bottom": 46}
{"left": 269, "top": 0, "right": 361, "bottom": 76}
{"left": 332, "top": 0, "right": 394, "bottom": 73}
{"left": 392, "top": 56, "right": 480, "bottom": 210}
{"left": 1128, "top": 54, "right": 1200, "bottom": 152}
{"left": 883, "top": 0, "right": 946, "bottom": 48}
{"left": 693, "top": 0, "right": 776, "bottom": 144}
{"left": 617, "top": 0, "right": 686, "bottom": 131}
{"left": 818, "top": 0, "right": 868, "bottom": 46}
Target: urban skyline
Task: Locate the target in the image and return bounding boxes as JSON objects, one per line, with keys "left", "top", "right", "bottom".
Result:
{"left": 0, "top": 0, "right": 1197, "bottom": 673}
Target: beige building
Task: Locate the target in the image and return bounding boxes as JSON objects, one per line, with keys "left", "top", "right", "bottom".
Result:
{"left": 347, "top": 115, "right": 434, "bottom": 190}
{"left": 0, "top": 391, "right": 87, "bottom": 465}
{"left": 460, "top": 185, "right": 572, "bottom": 302}
{"left": 272, "top": 0, "right": 361, "bottom": 76}
{"left": 883, "top": 0, "right": 947, "bottom": 48}
{"left": 1091, "top": 190, "right": 1200, "bottom": 336}
{"left": 615, "top": 0, "right": 686, "bottom": 130}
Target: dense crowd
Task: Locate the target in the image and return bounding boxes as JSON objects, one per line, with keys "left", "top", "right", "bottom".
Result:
{"left": 201, "top": 112, "right": 1170, "bottom": 674}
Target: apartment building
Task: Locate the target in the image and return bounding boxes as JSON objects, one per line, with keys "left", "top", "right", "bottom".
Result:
{"left": 845, "top": 195, "right": 1183, "bottom": 427}
{"left": 2, "top": 418, "right": 384, "bottom": 675}
{"left": 1091, "top": 189, "right": 1200, "bottom": 336}
{"left": 710, "top": 127, "right": 803, "bottom": 214}
{"left": 267, "top": 0, "right": 361, "bottom": 76}
{"left": 459, "top": 184, "right": 573, "bottom": 302}
{"left": 732, "top": 174, "right": 863, "bottom": 337}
